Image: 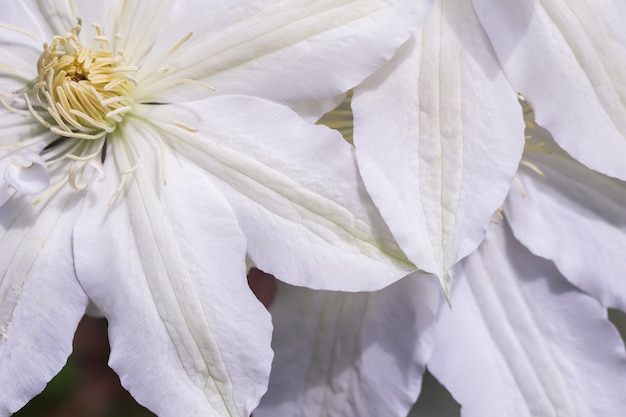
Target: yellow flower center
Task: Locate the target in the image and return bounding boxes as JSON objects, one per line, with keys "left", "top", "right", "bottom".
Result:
{"left": 27, "top": 23, "right": 138, "bottom": 140}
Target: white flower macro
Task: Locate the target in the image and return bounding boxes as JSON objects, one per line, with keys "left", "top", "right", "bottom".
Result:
{"left": 352, "top": 0, "right": 626, "bottom": 292}
{"left": 0, "top": 1, "right": 427, "bottom": 416}
{"left": 256, "top": 116, "right": 626, "bottom": 417}
{"left": 255, "top": 0, "right": 626, "bottom": 414}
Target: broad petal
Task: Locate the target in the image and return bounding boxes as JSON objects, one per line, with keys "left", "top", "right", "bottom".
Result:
{"left": 137, "top": 0, "right": 433, "bottom": 105}
{"left": 428, "top": 219, "right": 626, "bottom": 417}
{"left": 0, "top": 187, "right": 88, "bottom": 415}
{"left": 505, "top": 129, "right": 626, "bottom": 312}
{"left": 73, "top": 133, "right": 273, "bottom": 417}
{"left": 352, "top": 0, "right": 524, "bottom": 290}
{"left": 256, "top": 272, "right": 442, "bottom": 417}
{"left": 472, "top": 0, "right": 626, "bottom": 180}
{"left": 137, "top": 96, "right": 415, "bottom": 291}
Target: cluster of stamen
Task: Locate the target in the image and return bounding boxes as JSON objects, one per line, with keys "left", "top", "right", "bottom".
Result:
{"left": 27, "top": 23, "right": 137, "bottom": 140}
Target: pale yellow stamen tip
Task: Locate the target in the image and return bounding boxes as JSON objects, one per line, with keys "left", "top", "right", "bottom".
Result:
{"left": 169, "top": 32, "right": 193, "bottom": 55}
{"left": 174, "top": 122, "right": 199, "bottom": 133}
{"left": 28, "top": 23, "right": 136, "bottom": 138}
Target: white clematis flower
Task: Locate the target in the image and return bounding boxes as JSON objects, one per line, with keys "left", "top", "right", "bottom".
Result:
{"left": 257, "top": 122, "right": 626, "bottom": 417}
{"left": 258, "top": 215, "right": 626, "bottom": 417}
{"left": 352, "top": 0, "right": 626, "bottom": 291}
{"left": 426, "top": 214, "right": 626, "bottom": 417}
{"left": 0, "top": 0, "right": 425, "bottom": 415}
{"left": 421, "top": 111, "right": 626, "bottom": 417}
{"left": 256, "top": 0, "right": 626, "bottom": 408}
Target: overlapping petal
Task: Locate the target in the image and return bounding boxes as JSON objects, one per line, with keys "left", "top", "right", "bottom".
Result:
{"left": 137, "top": 0, "right": 434, "bottom": 105}
{"left": 0, "top": 188, "right": 88, "bottom": 416}
{"left": 352, "top": 0, "right": 524, "bottom": 290}
{"left": 428, "top": 219, "right": 626, "bottom": 417}
{"left": 73, "top": 129, "right": 273, "bottom": 417}
{"left": 472, "top": 0, "right": 626, "bottom": 180}
{"left": 136, "top": 96, "right": 414, "bottom": 291}
{"left": 256, "top": 273, "right": 442, "bottom": 417}
{"left": 505, "top": 129, "right": 626, "bottom": 312}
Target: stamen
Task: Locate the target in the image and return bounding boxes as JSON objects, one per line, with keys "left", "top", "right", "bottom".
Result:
{"left": 26, "top": 22, "right": 136, "bottom": 139}
{"left": 31, "top": 178, "right": 67, "bottom": 206}
{"left": 519, "top": 159, "right": 546, "bottom": 177}
{"left": 50, "top": 126, "right": 106, "bottom": 140}
{"left": 108, "top": 158, "right": 141, "bottom": 206}
{"left": 512, "top": 175, "right": 526, "bottom": 199}
{"left": 0, "top": 98, "right": 19, "bottom": 113}
{"left": 105, "top": 105, "right": 132, "bottom": 119}
{"left": 168, "top": 32, "right": 193, "bottom": 55}
{"left": 173, "top": 122, "right": 199, "bottom": 133}
{"left": 24, "top": 94, "right": 52, "bottom": 128}
{"left": 0, "top": 23, "right": 38, "bottom": 41}
{"left": 175, "top": 78, "right": 216, "bottom": 91}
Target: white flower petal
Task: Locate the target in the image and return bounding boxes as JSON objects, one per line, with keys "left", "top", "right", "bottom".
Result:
{"left": 472, "top": 0, "right": 626, "bottom": 180}
{"left": 0, "top": 3, "right": 45, "bottom": 91}
{"left": 352, "top": 0, "right": 524, "bottom": 290}
{"left": 1, "top": 1, "right": 72, "bottom": 42}
{"left": 102, "top": 0, "right": 171, "bottom": 66}
{"left": 73, "top": 134, "right": 273, "bottom": 417}
{"left": 256, "top": 273, "right": 442, "bottom": 417}
{"left": 4, "top": 153, "right": 49, "bottom": 195}
{"left": 428, "top": 219, "right": 626, "bottom": 417}
{"left": 0, "top": 189, "right": 89, "bottom": 415}
{"left": 140, "top": 97, "right": 414, "bottom": 291}
{"left": 505, "top": 131, "right": 626, "bottom": 312}
{"left": 0, "top": 184, "right": 14, "bottom": 207}
{"left": 292, "top": 94, "right": 346, "bottom": 123}
{"left": 0, "top": 112, "right": 50, "bottom": 148}
{"left": 138, "top": 0, "right": 433, "bottom": 105}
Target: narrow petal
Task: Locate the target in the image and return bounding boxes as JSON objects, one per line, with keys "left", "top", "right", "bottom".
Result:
{"left": 505, "top": 129, "right": 626, "bottom": 312}
{"left": 137, "top": 97, "right": 415, "bottom": 291}
{"left": 472, "top": 0, "right": 626, "bottom": 180}
{"left": 0, "top": 188, "right": 89, "bottom": 415}
{"left": 352, "top": 0, "right": 524, "bottom": 290}
{"left": 73, "top": 133, "right": 273, "bottom": 417}
{"left": 428, "top": 219, "right": 626, "bottom": 417}
{"left": 256, "top": 273, "right": 442, "bottom": 417}
{"left": 137, "top": 0, "right": 433, "bottom": 105}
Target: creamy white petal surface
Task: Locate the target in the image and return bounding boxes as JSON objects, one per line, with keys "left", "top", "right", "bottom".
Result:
{"left": 0, "top": 0, "right": 422, "bottom": 414}
{"left": 428, "top": 219, "right": 626, "bottom": 417}
{"left": 73, "top": 137, "right": 273, "bottom": 417}
{"left": 256, "top": 273, "right": 442, "bottom": 417}
{"left": 506, "top": 131, "right": 626, "bottom": 312}
{"left": 144, "top": 96, "right": 414, "bottom": 291}
{"left": 0, "top": 188, "right": 89, "bottom": 415}
{"left": 138, "top": 0, "right": 434, "bottom": 104}
{"left": 352, "top": 0, "right": 524, "bottom": 289}
{"left": 472, "top": 0, "right": 626, "bottom": 180}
